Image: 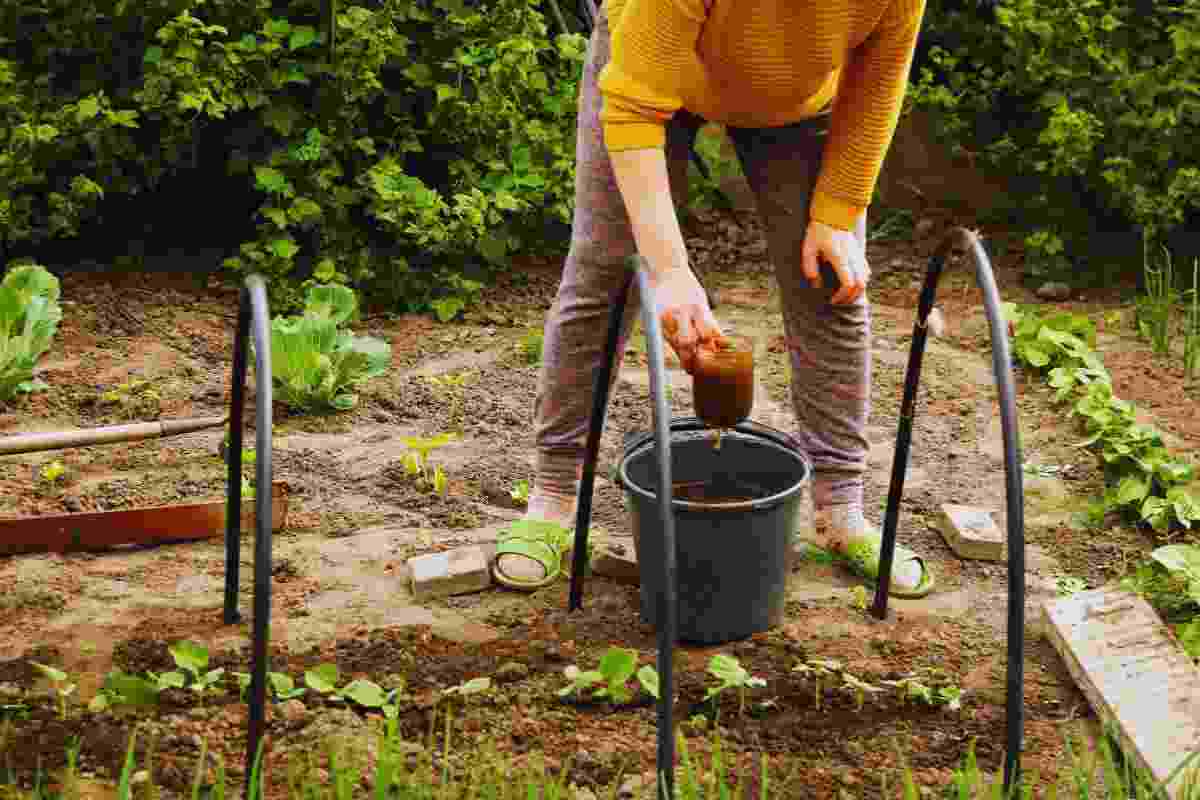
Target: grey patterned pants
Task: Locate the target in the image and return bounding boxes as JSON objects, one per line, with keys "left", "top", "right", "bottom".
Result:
{"left": 532, "top": 6, "right": 871, "bottom": 511}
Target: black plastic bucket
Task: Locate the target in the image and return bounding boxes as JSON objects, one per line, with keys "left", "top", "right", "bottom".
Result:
{"left": 618, "top": 418, "right": 810, "bottom": 644}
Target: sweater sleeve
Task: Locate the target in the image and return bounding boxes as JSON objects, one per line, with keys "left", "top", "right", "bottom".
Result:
{"left": 596, "top": 0, "right": 708, "bottom": 152}
{"left": 809, "top": 0, "right": 926, "bottom": 231}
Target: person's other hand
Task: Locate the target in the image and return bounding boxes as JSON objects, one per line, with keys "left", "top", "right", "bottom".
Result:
{"left": 650, "top": 267, "right": 722, "bottom": 374}
{"left": 801, "top": 219, "right": 871, "bottom": 305}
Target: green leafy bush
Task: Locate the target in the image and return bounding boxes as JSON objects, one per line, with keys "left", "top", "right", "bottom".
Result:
{"left": 0, "top": 1, "right": 586, "bottom": 312}
{"left": 909, "top": 0, "right": 1200, "bottom": 281}
{"left": 268, "top": 283, "right": 391, "bottom": 411}
{"left": 0, "top": 263, "right": 62, "bottom": 402}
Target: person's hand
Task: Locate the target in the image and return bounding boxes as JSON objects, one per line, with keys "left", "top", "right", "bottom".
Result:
{"left": 802, "top": 219, "right": 871, "bottom": 305}
{"left": 649, "top": 267, "right": 722, "bottom": 374}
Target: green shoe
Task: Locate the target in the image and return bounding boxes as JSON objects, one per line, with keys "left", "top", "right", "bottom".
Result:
{"left": 798, "top": 522, "right": 935, "bottom": 599}
{"left": 491, "top": 519, "right": 573, "bottom": 591}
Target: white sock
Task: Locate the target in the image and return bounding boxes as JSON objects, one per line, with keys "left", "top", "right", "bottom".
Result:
{"left": 820, "top": 503, "right": 865, "bottom": 534}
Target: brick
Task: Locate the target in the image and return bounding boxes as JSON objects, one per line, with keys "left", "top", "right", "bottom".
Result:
{"left": 590, "top": 542, "right": 640, "bottom": 585}
{"left": 936, "top": 504, "right": 1005, "bottom": 562}
{"left": 408, "top": 546, "right": 491, "bottom": 601}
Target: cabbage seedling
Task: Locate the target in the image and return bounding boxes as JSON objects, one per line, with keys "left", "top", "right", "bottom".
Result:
{"left": 155, "top": 641, "right": 225, "bottom": 695}
{"left": 881, "top": 675, "right": 933, "bottom": 706}
{"left": 558, "top": 647, "right": 641, "bottom": 704}
{"left": 400, "top": 433, "right": 457, "bottom": 492}
{"left": 268, "top": 672, "right": 306, "bottom": 700}
{"left": 704, "top": 653, "right": 766, "bottom": 716}
{"left": 636, "top": 665, "right": 660, "bottom": 700}
{"left": 304, "top": 663, "right": 341, "bottom": 695}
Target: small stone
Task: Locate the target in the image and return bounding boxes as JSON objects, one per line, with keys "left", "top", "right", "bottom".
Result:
{"left": 937, "top": 504, "right": 1005, "bottom": 562}
{"left": 914, "top": 218, "right": 936, "bottom": 239}
{"left": 62, "top": 495, "right": 82, "bottom": 513}
{"left": 495, "top": 661, "right": 530, "bottom": 683}
{"left": 408, "top": 546, "right": 492, "bottom": 601}
{"left": 280, "top": 699, "right": 308, "bottom": 723}
{"left": 590, "top": 542, "right": 640, "bottom": 585}
{"left": 1036, "top": 282, "right": 1072, "bottom": 301}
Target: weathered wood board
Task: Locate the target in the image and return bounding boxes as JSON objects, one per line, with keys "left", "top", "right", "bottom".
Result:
{"left": 0, "top": 481, "right": 289, "bottom": 554}
{"left": 1043, "top": 586, "right": 1200, "bottom": 799}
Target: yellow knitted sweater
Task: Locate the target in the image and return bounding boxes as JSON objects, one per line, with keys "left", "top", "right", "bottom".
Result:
{"left": 598, "top": 0, "right": 926, "bottom": 231}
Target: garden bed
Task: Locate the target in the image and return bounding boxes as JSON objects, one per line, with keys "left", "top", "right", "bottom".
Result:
{"left": 1, "top": 207, "right": 1197, "bottom": 798}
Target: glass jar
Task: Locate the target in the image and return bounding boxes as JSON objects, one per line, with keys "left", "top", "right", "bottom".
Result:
{"left": 692, "top": 335, "right": 754, "bottom": 429}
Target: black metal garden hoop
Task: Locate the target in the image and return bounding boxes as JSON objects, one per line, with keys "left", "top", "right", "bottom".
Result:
{"left": 223, "top": 273, "right": 276, "bottom": 793}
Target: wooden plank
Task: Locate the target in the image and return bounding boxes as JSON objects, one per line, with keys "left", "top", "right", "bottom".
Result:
{"left": 1043, "top": 586, "right": 1200, "bottom": 799}
{"left": 0, "top": 481, "right": 289, "bottom": 554}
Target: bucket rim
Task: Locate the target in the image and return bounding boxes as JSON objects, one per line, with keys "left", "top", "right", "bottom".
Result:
{"left": 617, "top": 421, "right": 810, "bottom": 513}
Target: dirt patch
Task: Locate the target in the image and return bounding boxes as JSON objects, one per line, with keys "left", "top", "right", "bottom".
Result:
{"left": 0, "top": 595, "right": 1087, "bottom": 799}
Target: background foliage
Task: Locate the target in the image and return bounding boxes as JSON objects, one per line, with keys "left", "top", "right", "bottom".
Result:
{"left": 910, "top": 0, "right": 1200, "bottom": 284}
{"left": 2, "top": 0, "right": 1198, "bottom": 307}
{"left": 0, "top": 0, "right": 585, "bottom": 312}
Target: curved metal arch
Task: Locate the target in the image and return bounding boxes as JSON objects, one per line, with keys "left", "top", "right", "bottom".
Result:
{"left": 222, "top": 273, "right": 275, "bottom": 790}
{"left": 872, "top": 227, "right": 1026, "bottom": 790}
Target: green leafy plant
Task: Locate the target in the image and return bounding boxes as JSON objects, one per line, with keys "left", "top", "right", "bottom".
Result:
{"left": 268, "top": 672, "right": 306, "bottom": 701}
{"left": 1055, "top": 575, "right": 1089, "bottom": 597}
{"left": 1185, "top": 259, "right": 1200, "bottom": 381}
{"left": 97, "top": 378, "right": 163, "bottom": 421}
{"left": 510, "top": 479, "right": 530, "bottom": 505}
{"left": 557, "top": 646, "right": 646, "bottom": 704}
{"left": 1150, "top": 545, "right": 1200, "bottom": 604}
{"left": 0, "top": 264, "right": 62, "bottom": 403}
{"left": 89, "top": 670, "right": 161, "bottom": 712}
{"left": 30, "top": 662, "right": 75, "bottom": 720}
{"left": 148, "top": 641, "right": 225, "bottom": 695}
{"left": 636, "top": 664, "right": 661, "bottom": 701}
{"left": 908, "top": 0, "right": 1200, "bottom": 286}
{"left": 791, "top": 658, "right": 842, "bottom": 711}
{"left": 337, "top": 679, "right": 389, "bottom": 708}
{"left": 268, "top": 284, "right": 391, "bottom": 412}
{"left": 1004, "top": 302, "right": 1200, "bottom": 533}
{"left": 304, "top": 663, "right": 341, "bottom": 695}
{"left": 519, "top": 330, "right": 543, "bottom": 365}
{"left": 840, "top": 673, "right": 883, "bottom": 712}
{"left": 1136, "top": 239, "right": 1178, "bottom": 356}
{"left": 881, "top": 674, "right": 934, "bottom": 706}
{"left": 400, "top": 432, "right": 457, "bottom": 495}
{"left": 703, "top": 654, "right": 766, "bottom": 717}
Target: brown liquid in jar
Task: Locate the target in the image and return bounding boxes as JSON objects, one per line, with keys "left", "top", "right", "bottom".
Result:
{"left": 692, "top": 337, "right": 754, "bottom": 432}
